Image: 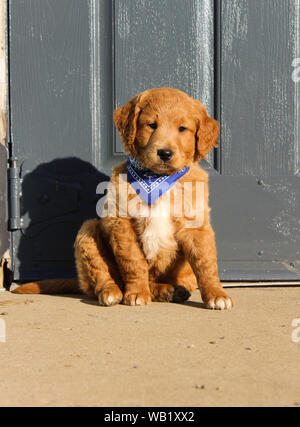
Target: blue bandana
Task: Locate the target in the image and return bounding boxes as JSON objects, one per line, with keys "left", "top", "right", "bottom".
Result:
{"left": 127, "top": 156, "right": 189, "bottom": 205}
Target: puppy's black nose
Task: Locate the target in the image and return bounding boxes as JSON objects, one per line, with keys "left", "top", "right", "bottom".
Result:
{"left": 157, "top": 149, "right": 173, "bottom": 161}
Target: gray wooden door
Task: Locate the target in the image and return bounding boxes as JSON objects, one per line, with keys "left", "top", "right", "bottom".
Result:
{"left": 8, "top": 0, "right": 300, "bottom": 282}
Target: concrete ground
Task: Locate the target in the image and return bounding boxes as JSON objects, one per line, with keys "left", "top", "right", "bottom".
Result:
{"left": 0, "top": 286, "right": 299, "bottom": 407}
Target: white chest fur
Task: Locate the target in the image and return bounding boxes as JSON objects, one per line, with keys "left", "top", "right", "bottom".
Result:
{"left": 137, "top": 197, "right": 177, "bottom": 261}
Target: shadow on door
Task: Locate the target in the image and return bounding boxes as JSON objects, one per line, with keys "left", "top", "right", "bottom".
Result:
{"left": 15, "top": 157, "right": 109, "bottom": 281}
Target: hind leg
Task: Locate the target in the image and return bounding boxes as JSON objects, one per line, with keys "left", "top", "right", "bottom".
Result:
{"left": 149, "top": 282, "right": 191, "bottom": 303}
{"left": 150, "top": 257, "right": 197, "bottom": 303}
{"left": 74, "top": 219, "right": 123, "bottom": 306}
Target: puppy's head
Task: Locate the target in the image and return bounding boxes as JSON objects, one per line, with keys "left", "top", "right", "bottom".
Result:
{"left": 114, "top": 87, "right": 219, "bottom": 174}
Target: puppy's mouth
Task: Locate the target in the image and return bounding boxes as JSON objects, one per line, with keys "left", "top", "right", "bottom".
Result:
{"left": 153, "top": 162, "right": 177, "bottom": 175}
{"left": 139, "top": 160, "right": 181, "bottom": 176}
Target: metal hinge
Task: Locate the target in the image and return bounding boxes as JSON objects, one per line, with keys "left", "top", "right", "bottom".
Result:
{"left": 7, "top": 158, "right": 22, "bottom": 231}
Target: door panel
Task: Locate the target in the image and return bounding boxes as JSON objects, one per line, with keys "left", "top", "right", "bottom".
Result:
{"left": 220, "top": 0, "right": 299, "bottom": 177}
{"left": 91, "top": 0, "right": 215, "bottom": 170}
{"left": 9, "top": 0, "right": 93, "bottom": 164}
{"left": 211, "top": 176, "right": 300, "bottom": 280}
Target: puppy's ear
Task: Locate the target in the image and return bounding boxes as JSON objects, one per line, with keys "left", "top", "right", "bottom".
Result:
{"left": 194, "top": 102, "right": 219, "bottom": 161}
{"left": 113, "top": 94, "right": 143, "bottom": 153}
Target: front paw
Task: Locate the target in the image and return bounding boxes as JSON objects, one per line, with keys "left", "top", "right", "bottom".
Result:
{"left": 202, "top": 287, "right": 234, "bottom": 310}
{"left": 123, "top": 290, "right": 152, "bottom": 306}
{"left": 98, "top": 286, "right": 123, "bottom": 306}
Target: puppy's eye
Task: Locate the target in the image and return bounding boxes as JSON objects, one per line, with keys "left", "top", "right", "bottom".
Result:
{"left": 148, "top": 123, "right": 157, "bottom": 130}
{"left": 179, "top": 126, "right": 186, "bottom": 133}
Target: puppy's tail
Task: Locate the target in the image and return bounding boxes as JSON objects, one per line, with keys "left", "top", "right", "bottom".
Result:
{"left": 11, "top": 278, "right": 81, "bottom": 295}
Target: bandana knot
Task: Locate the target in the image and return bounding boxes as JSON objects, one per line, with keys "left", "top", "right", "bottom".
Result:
{"left": 127, "top": 156, "right": 189, "bottom": 205}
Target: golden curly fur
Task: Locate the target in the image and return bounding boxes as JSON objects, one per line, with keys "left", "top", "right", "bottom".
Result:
{"left": 13, "top": 88, "right": 233, "bottom": 310}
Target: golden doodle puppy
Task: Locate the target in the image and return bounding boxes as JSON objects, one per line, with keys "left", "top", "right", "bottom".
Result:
{"left": 13, "top": 88, "right": 233, "bottom": 310}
